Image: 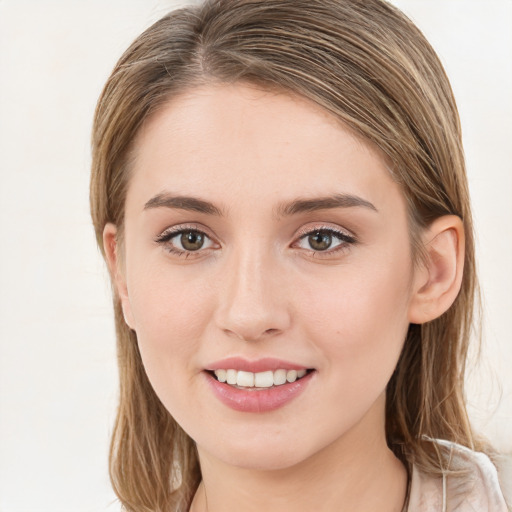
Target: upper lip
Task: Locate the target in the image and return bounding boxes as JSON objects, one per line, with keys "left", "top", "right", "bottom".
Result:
{"left": 205, "top": 357, "right": 310, "bottom": 373}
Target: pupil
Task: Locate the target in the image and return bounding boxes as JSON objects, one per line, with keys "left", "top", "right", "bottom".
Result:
{"left": 309, "top": 231, "right": 332, "bottom": 251}
{"left": 181, "top": 231, "right": 204, "bottom": 251}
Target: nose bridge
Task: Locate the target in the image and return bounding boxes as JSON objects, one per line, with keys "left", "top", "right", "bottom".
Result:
{"left": 215, "top": 240, "right": 290, "bottom": 341}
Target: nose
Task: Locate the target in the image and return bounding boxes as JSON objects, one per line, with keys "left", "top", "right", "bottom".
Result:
{"left": 214, "top": 246, "right": 291, "bottom": 342}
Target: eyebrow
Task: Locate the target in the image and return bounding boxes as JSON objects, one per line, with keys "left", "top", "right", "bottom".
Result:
{"left": 274, "top": 193, "right": 377, "bottom": 217}
{"left": 143, "top": 192, "right": 377, "bottom": 217}
{"left": 144, "top": 193, "right": 224, "bottom": 216}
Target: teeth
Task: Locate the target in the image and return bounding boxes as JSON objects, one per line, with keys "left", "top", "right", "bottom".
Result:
{"left": 287, "top": 369, "right": 297, "bottom": 383}
{"left": 254, "top": 370, "right": 274, "bottom": 388}
{"left": 237, "top": 371, "right": 254, "bottom": 387}
{"left": 226, "top": 369, "right": 237, "bottom": 385}
{"left": 215, "top": 369, "right": 227, "bottom": 383}
{"left": 274, "top": 369, "right": 287, "bottom": 385}
{"left": 213, "top": 368, "right": 310, "bottom": 388}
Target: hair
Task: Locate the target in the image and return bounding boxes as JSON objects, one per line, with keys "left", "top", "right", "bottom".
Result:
{"left": 90, "top": 1, "right": 483, "bottom": 510}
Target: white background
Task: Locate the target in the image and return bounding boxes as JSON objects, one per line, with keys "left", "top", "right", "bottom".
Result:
{"left": 0, "top": 1, "right": 510, "bottom": 510}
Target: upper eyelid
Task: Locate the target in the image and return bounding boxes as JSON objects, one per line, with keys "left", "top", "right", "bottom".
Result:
{"left": 294, "top": 223, "right": 356, "bottom": 241}
{"left": 155, "top": 223, "right": 215, "bottom": 240}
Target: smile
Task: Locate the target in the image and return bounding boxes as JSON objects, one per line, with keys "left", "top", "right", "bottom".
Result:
{"left": 204, "top": 357, "right": 316, "bottom": 412}
{"left": 205, "top": 368, "right": 315, "bottom": 412}
{"left": 213, "top": 368, "right": 309, "bottom": 388}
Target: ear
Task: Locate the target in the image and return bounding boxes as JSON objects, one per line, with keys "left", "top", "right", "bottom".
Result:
{"left": 103, "top": 223, "right": 136, "bottom": 330}
{"left": 408, "top": 215, "right": 465, "bottom": 324}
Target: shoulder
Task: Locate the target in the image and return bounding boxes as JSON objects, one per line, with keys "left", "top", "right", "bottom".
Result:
{"left": 408, "top": 439, "right": 509, "bottom": 512}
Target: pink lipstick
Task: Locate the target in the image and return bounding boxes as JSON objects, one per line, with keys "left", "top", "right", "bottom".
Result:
{"left": 203, "top": 357, "right": 315, "bottom": 413}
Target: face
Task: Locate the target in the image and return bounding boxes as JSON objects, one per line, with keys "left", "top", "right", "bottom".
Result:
{"left": 114, "top": 83, "right": 419, "bottom": 470}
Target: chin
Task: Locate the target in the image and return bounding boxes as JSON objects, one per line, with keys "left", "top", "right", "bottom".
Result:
{"left": 197, "top": 429, "right": 326, "bottom": 472}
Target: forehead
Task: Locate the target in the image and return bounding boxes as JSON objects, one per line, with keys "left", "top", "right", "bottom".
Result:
{"left": 126, "top": 82, "right": 403, "bottom": 215}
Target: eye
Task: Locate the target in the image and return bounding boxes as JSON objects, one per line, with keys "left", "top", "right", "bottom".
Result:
{"left": 155, "top": 226, "right": 216, "bottom": 256}
{"left": 294, "top": 227, "right": 356, "bottom": 255}
{"left": 177, "top": 231, "right": 208, "bottom": 251}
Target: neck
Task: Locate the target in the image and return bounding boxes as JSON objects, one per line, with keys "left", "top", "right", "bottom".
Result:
{"left": 190, "top": 397, "right": 408, "bottom": 512}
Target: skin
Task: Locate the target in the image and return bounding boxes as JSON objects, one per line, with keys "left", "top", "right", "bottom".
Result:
{"left": 104, "top": 83, "right": 465, "bottom": 512}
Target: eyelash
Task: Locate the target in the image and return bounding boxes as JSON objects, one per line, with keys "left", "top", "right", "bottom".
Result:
{"left": 293, "top": 225, "right": 357, "bottom": 257}
{"left": 154, "top": 224, "right": 357, "bottom": 259}
{"left": 154, "top": 224, "right": 216, "bottom": 258}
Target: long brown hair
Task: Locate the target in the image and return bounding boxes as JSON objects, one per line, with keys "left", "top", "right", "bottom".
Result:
{"left": 90, "top": 1, "right": 481, "bottom": 510}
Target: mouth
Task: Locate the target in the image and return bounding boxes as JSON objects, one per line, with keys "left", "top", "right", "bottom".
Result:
{"left": 207, "top": 368, "right": 314, "bottom": 389}
{"left": 204, "top": 357, "right": 316, "bottom": 412}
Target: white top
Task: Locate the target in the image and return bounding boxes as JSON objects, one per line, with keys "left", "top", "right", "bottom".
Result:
{"left": 408, "top": 439, "right": 509, "bottom": 511}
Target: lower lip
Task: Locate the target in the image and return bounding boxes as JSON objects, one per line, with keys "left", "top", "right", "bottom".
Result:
{"left": 204, "top": 371, "right": 315, "bottom": 413}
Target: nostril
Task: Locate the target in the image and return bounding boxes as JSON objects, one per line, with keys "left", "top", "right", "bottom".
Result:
{"left": 223, "top": 327, "right": 282, "bottom": 342}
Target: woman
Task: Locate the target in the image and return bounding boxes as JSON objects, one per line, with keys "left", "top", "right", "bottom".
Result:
{"left": 90, "top": 0, "right": 509, "bottom": 510}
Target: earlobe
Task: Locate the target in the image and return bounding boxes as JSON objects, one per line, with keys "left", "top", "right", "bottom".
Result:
{"left": 408, "top": 215, "right": 465, "bottom": 324}
{"left": 103, "top": 223, "right": 136, "bottom": 330}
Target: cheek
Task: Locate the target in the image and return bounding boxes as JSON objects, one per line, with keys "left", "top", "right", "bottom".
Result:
{"left": 288, "top": 263, "right": 412, "bottom": 442}
{"left": 128, "top": 250, "right": 212, "bottom": 330}
{"left": 296, "top": 256, "right": 413, "bottom": 377}
{"left": 124, "top": 258, "right": 215, "bottom": 393}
